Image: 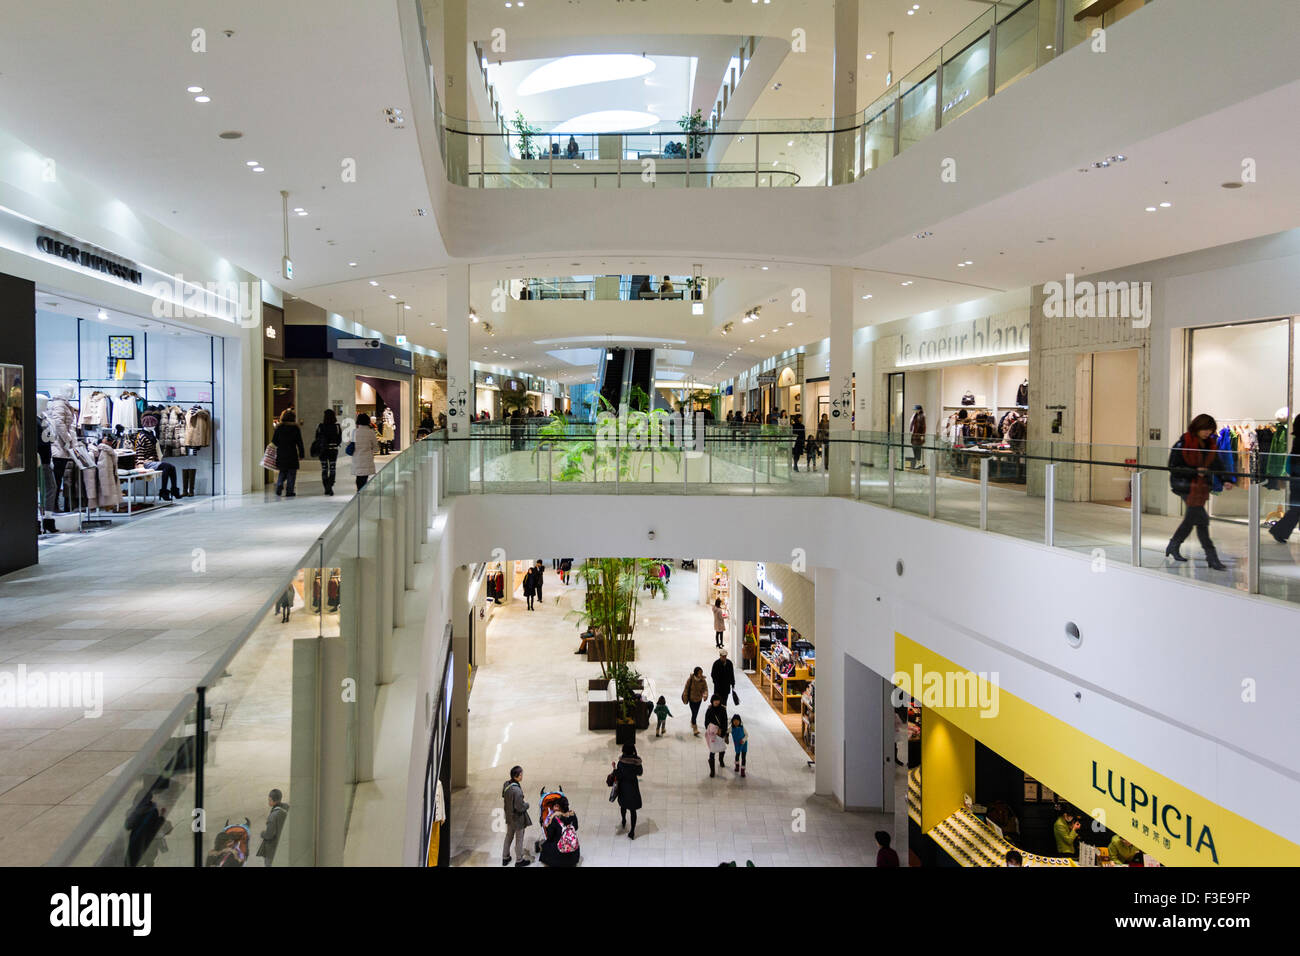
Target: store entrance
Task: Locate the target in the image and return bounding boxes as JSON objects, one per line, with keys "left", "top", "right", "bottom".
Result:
{"left": 1087, "top": 349, "right": 1139, "bottom": 507}
{"left": 355, "top": 375, "right": 400, "bottom": 453}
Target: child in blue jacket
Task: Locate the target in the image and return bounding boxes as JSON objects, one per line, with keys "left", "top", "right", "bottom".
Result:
{"left": 730, "top": 715, "right": 749, "bottom": 776}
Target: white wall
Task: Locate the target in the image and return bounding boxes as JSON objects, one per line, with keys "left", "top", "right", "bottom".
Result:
{"left": 444, "top": 491, "right": 1300, "bottom": 848}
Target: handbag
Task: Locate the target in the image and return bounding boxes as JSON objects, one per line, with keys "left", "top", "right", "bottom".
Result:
{"left": 681, "top": 680, "right": 690, "bottom": 705}
{"left": 260, "top": 443, "right": 278, "bottom": 471}
{"left": 732, "top": 690, "right": 740, "bottom": 706}
{"left": 606, "top": 764, "right": 619, "bottom": 802}
{"left": 309, "top": 438, "right": 321, "bottom": 457}
{"left": 960, "top": 391, "right": 976, "bottom": 406}
{"left": 345, "top": 441, "right": 356, "bottom": 457}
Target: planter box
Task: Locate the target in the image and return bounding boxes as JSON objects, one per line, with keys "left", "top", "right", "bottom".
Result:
{"left": 586, "top": 637, "right": 635, "bottom": 663}
{"left": 587, "top": 678, "right": 652, "bottom": 731}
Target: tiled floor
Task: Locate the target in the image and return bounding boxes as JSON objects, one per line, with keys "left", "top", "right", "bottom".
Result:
{"left": 0, "top": 471, "right": 349, "bottom": 865}
{"left": 449, "top": 567, "right": 892, "bottom": 867}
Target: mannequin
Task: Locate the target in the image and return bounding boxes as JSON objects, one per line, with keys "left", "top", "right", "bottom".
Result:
{"left": 908, "top": 404, "right": 926, "bottom": 469}
{"left": 43, "top": 383, "right": 79, "bottom": 512}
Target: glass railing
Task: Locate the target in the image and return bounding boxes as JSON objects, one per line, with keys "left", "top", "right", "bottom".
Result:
{"left": 427, "top": 0, "right": 1153, "bottom": 189}
{"left": 47, "top": 434, "right": 447, "bottom": 867}
{"left": 437, "top": 421, "right": 1297, "bottom": 604}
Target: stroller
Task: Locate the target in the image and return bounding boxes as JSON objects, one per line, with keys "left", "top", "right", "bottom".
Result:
{"left": 207, "top": 818, "right": 252, "bottom": 867}
{"left": 534, "top": 785, "right": 567, "bottom": 854}
{"left": 680, "top": 559, "right": 697, "bottom": 571}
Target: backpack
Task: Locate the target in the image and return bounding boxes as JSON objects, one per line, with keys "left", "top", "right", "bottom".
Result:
{"left": 556, "top": 821, "right": 579, "bottom": 854}
{"left": 1167, "top": 440, "right": 1193, "bottom": 497}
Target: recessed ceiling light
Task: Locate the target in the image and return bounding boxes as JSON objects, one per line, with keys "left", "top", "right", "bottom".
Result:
{"left": 914, "top": 231, "right": 932, "bottom": 239}
{"left": 194, "top": 95, "right": 211, "bottom": 103}
{"left": 348, "top": 261, "right": 357, "bottom": 267}
{"left": 1144, "top": 206, "right": 1157, "bottom": 212}
{"left": 787, "top": 322, "right": 794, "bottom": 326}
{"left": 957, "top": 262, "right": 966, "bottom": 268}
{"left": 1159, "top": 201, "right": 1172, "bottom": 207}
{"left": 865, "top": 53, "right": 874, "bottom": 60}
{"left": 293, "top": 207, "right": 304, "bottom": 213}
{"left": 964, "top": 260, "right": 973, "bottom": 265}
{"left": 187, "top": 86, "right": 204, "bottom": 93}
{"left": 901, "top": 280, "right": 913, "bottom": 286}
{"left": 404, "top": 305, "right": 411, "bottom": 310}
{"left": 861, "top": 294, "right": 872, "bottom": 300}
{"left": 252, "top": 166, "right": 265, "bottom": 172}
{"left": 218, "top": 131, "right": 243, "bottom": 140}
{"left": 246, "top": 160, "right": 259, "bottom": 166}
{"left": 761, "top": 265, "right": 769, "bottom": 270}
{"left": 389, "top": 294, "right": 397, "bottom": 299}
{"left": 369, "top": 280, "right": 379, "bottom": 286}
{"left": 97, "top": 310, "right": 108, "bottom": 320}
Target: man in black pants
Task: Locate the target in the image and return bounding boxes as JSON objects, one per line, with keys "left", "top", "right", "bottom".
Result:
{"left": 533, "top": 559, "right": 545, "bottom": 604}
{"left": 710, "top": 648, "right": 735, "bottom": 706}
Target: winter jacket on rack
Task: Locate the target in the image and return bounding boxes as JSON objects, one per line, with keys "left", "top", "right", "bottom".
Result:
{"left": 44, "top": 397, "right": 79, "bottom": 459}
{"left": 159, "top": 406, "right": 187, "bottom": 456}
{"left": 183, "top": 407, "right": 212, "bottom": 448}
{"left": 1016, "top": 382, "right": 1028, "bottom": 406}
{"left": 81, "top": 391, "right": 113, "bottom": 427}
{"left": 82, "top": 443, "right": 123, "bottom": 510}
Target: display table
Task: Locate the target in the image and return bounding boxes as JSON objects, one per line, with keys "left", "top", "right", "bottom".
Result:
{"left": 118, "top": 468, "right": 164, "bottom": 514}
{"left": 758, "top": 653, "right": 812, "bottom": 714}
{"left": 930, "top": 807, "right": 1076, "bottom": 868}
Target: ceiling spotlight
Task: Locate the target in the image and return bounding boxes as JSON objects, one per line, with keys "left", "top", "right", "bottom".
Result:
{"left": 369, "top": 280, "right": 379, "bottom": 286}
{"left": 348, "top": 261, "right": 358, "bottom": 267}
{"left": 865, "top": 53, "right": 874, "bottom": 60}
{"left": 388, "top": 294, "right": 397, "bottom": 299}
{"left": 1159, "top": 201, "right": 1172, "bottom": 207}
{"left": 914, "top": 231, "right": 933, "bottom": 239}
{"left": 187, "top": 86, "right": 204, "bottom": 94}
{"left": 194, "top": 95, "right": 211, "bottom": 103}
{"left": 470, "top": 309, "right": 479, "bottom": 322}
{"left": 861, "top": 294, "right": 872, "bottom": 300}
{"left": 965, "top": 260, "right": 973, "bottom": 265}
{"left": 1144, "top": 206, "right": 1157, "bottom": 212}
{"left": 252, "top": 166, "right": 265, "bottom": 173}
{"left": 901, "top": 280, "right": 913, "bottom": 286}
{"left": 97, "top": 310, "right": 109, "bottom": 320}
{"left": 404, "top": 304, "right": 411, "bottom": 310}
{"left": 245, "top": 160, "right": 259, "bottom": 167}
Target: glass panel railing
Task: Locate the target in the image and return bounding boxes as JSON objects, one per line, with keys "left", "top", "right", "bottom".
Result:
{"left": 429, "top": 1, "right": 1155, "bottom": 189}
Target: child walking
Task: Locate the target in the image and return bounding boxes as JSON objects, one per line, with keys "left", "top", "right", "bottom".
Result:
{"left": 653, "top": 696, "right": 673, "bottom": 737}
{"left": 730, "top": 715, "right": 749, "bottom": 776}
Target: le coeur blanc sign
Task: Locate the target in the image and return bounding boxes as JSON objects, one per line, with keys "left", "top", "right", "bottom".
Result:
{"left": 897, "top": 313, "right": 1030, "bottom": 367}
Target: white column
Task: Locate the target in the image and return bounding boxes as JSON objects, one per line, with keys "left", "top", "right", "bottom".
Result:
{"left": 451, "top": 565, "right": 470, "bottom": 788}
{"left": 443, "top": 0, "right": 469, "bottom": 185}
{"left": 831, "top": 0, "right": 859, "bottom": 185}
{"left": 446, "top": 263, "right": 471, "bottom": 493}
{"left": 813, "top": 567, "right": 839, "bottom": 799}
{"left": 829, "top": 266, "right": 854, "bottom": 494}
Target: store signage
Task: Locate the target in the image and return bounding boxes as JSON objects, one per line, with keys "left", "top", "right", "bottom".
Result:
{"left": 754, "top": 563, "right": 782, "bottom": 602}
{"left": 36, "top": 233, "right": 142, "bottom": 285}
{"left": 897, "top": 313, "right": 1030, "bottom": 367}
{"left": 757, "top": 372, "right": 777, "bottom": 385}
{"left": 894, "top": 634, "right": 1299, "bottom": 867}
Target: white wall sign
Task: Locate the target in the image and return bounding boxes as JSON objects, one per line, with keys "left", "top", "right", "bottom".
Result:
{"left": 755, "top": 562, "right": 782, "bottom": 602}
{"left": 897, "top": 313, "right": 1030, "bottom": 367}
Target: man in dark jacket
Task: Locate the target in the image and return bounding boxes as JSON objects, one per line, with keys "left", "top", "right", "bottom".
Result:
{"left": 257, "top": 789, "right": 289, "bottom": 866}
{"left": 711, "top": 648, "right": 735, "bottom": 704}
{"left": 791, "top": 414, "right": 806, "bottom": 471}
{"left": 501, "top": 766, "right": 533, "bottom": 866}
{"left": 703, "top": 695, "right": 730, "bottom": 777}
{"left": 532, "top": 559, "right": 545, "bottom": 604}
{"left": 522, "top": 565, "right": 537, "bottom": 610}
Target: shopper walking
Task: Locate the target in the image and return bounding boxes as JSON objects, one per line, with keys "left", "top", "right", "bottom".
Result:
{"left": 908, "top": 405, "right": 926, "bottom": 469}
{"left": 817, "top": 413, "right": 831, "bottom": 471}
{"left": 875, "top": 831, "right": 900, "bottom": 867}
{"left": 501, "top": 765, "right": 533, "bottom": 866}
{"left": 711, "top": 647, "right": 736, "bottom": 704}
{"left": 1165, "top": 413, "right": 1233, "bottom": 570}
{"left": 1269, "top": 413, "right": 1300, "bottom": 545}
{"left": 653, "top": 696, "right": 672, "bottom": 737}
{"left": 315, "top": 408, "right": 343, "bottom": 496}
{"left": 271, "top": 410, "right": 305, "bottom": 498}
{"left": 351, "top": 413, "right": 379, "bottom": 490}
{"left": 255, "top": 789, "right": 289, "bottom": 867}
{"left": 729, "top": 714, "right": 748, "bottom": 776}
{"left": 712, "top": 598, "right": 727, "bottom": 648}
{"left": 703, "top": 695, "right": 729, "bottom": 777}
{"left": 682, "top": 666, "right": 709, "bottom": 736}
{"left": 522, "top": 563, "right": 538, "bottom": 610}
{"left": 533, "top": 559, "right": 545, "bottom": 604}
{"left": 275, "top": 585, "right": 293, "bottom": 623}
{"left": 611, "top": 744, "right": 643, "bottom": 839}
{"left": 791, "top": 413, "right": 806, "bottom": 472}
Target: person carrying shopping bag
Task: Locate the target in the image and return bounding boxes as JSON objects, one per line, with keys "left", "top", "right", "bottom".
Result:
{"left": 682, "top": 667, "right": 709, "bottom": 736}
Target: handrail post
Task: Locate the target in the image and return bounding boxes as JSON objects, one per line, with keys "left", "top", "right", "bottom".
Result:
{"left": 892, "top": 88, "right": 902, "bottom": 156}
{"left": 979, "top": 457, "right": 989, "bottom": 530}
{"left": 987, "top": 10, "right": 999, "bottom": 101}
{"left": 617, "top": 134, "right": 622, "bottom": 188}
{"left": 615, "top": 442, "right": 620, "bottom": 494}
{"left": 752, "top": 441, "right": 758, "bottom": 496}
{"left": 1130, "top": 470, "right": 1143, "bottom": 566}
{"left": 548, "top": 135, "right": 553, "bottom": 188}
{"left": 856, "top": 443, "right": 863, "bottom": 500}
{"left": 754, "top": 133, "right": 759, "bottom": 187}
{"left": 934, "top": 55, "right": 945, "bottom": 131}
{"left": 478, "top": 136, "right": 485, "bottom": 188}
{"left": 888, "top": 445, "right": 896, "bottom": 508}
{"left": 478, "top": 437, "right": 485, "bottom": 494}
{"left": 1248, "top": 480, "right": 1261, "bottom": 593}
{"left": 1044, "top": 463, "right": 1056, "bottom": 546}
{"left": 548, "top": 446, "right": 553, "bottom": 493}
{"left": 928, "top": 449, "right": 938, "bottom": 517}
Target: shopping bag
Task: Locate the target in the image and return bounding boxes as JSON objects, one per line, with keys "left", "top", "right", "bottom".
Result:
{"left": 732, "top": 690, "right": 740, "bottom": 706}
{"left": 260, "top": 443, "right": 278, "bottom": 471}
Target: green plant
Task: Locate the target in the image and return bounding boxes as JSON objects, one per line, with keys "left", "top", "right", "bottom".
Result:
{"left": 676, "top": 108, "right": 706, "bottom": 159}
{"left": 499, "top": 381, "right": 531, "bottom": 415}
{"left": 569, "top": 558, "right": 667, "bottom": 720}
{"left": 512, "top": 110, "right": 541, "bottom": 160}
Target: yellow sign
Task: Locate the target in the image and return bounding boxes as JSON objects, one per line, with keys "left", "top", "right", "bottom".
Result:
{"left": 894, "top": 633, "right": 1300, "bottom": 867}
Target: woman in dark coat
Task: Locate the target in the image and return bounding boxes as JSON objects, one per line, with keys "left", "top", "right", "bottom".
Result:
{"left": 522, "top": 565, "right": 538, "bottom": 610}
{"left": 1269, "top": 414, "right": 1300, "bottom": 544}
{"left": 613, "top": 743, "right": 643, "bottom": 840}
{"left": 790, "top": 414, "right": 806, "bottom": 472}
{"left": 271, "top": 410, "right": 306, "bottom": 498}
{"left": 538, "top": 795, "right": 580, "bottom": 867}
{"left": 315, "top": 408, "right": 343, "bottom": 496}
{"left": 1165, "top": 413, "right": 1233, "bottom": 569}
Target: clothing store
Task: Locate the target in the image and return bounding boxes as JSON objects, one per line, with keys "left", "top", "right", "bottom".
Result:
{"left": 879, "top": 309, "right": 1032, "bottom": 484}
{"left": 34, "top": 297, "right": 222, "bottom": 528}
{"left": 1184, "top": 317, "right": 1299, "bottom": 524}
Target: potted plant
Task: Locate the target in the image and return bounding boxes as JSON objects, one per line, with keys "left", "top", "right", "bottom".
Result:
{"left": 572, "top": 558, "right": 667, "bottom": 742}
{"left": 511, "top": 110, "right": 541, "bottom": 160}
{"left": 676, "top": 109, "right": 706, "bottom": 159}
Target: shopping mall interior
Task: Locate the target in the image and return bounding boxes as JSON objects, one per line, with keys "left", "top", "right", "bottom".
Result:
{"left": 0, "top": 0, "right": 1297, "bottom": 900}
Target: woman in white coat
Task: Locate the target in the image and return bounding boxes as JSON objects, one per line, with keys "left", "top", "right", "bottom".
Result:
{"left": 351, "top": 412, "right": 379, "bottom": 490}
